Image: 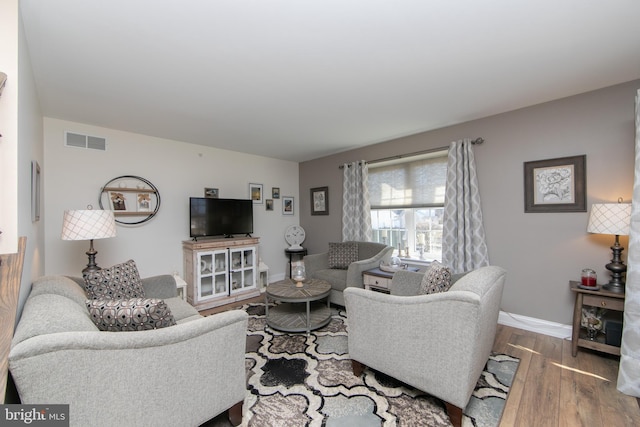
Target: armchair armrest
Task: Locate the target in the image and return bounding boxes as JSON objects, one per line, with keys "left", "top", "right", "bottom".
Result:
{"left": 389, "top": 269, "right": 424, "bottom": 296}
{"left": 304, "top": 252, "right": 329, "bottom": 278}
{"left": 142, "top": 274, "right": 178, "bottom": 298}
{"left": 346, "top": 246, "right": 394, "bottom": 288}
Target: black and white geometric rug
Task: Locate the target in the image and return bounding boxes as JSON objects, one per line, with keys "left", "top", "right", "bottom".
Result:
{"left": 238, "top": 303, "right": 519, "bottom": 427}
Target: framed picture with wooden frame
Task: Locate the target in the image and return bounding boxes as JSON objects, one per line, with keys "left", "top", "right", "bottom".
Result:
{"left": 524, "top": 154, "right": 586, "bottom": 213}
{"left": 310, "top": 186, "right": 329, "bottom": 215}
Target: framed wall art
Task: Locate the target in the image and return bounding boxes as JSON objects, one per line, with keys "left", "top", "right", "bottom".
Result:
{"left": 204, "top": 187, "right": 219, "bottom": 198}
{"left": 310, "top": 186, "right": 329, "bottom": 215}
{"left": 249, "top": 183, "right": 263, "bottom": 204}
{"left": 31, "top": 160, "right": 41, "bottom": 222}
{"left": 272, "top": 187, "right": 280, "bottom": 199}
{"left": 282, "top": 196, "right": 294, "bottom": 215}
{"left": 98, "top": 175, "right": 161, "bottom": 225}
{"left": 524, "top": 155, "right": 586, "bottom": 213}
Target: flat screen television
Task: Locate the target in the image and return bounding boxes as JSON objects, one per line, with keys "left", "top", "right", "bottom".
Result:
{"left": 190, "top": 197, "right": 253, "bottom": 239}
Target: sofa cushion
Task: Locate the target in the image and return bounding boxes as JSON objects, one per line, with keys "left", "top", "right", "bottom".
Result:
{"left": 328, "top": 242, "right": 358, "bottom": 269}
{"left": 419, "top": 261, "right": 453, "bottom": 294}
{"left": 86, "top": 298, "right": 177, "bottom": 331}
{"left": 83, "top": 259, "right": 146, "bottom": 300}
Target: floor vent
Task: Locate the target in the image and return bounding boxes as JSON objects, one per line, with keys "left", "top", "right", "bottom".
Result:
{"left": 65, "top": 131, "right": 106, "bottom": 151}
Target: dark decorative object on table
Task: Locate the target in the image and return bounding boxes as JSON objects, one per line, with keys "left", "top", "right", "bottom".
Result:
{"left": 587, "top": 200, "right": 631, "bottom": 293}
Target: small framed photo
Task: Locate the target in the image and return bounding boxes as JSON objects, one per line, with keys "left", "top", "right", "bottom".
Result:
{"left": 31, "top": 160, "right": 41, "bottom": 222}
{"left": 265, "top": 199, "right": 274, "bottom": 211}
{"left": 310, "top": 186, "right": 329, "bottom": 215}
{"left": 524, "top": 155, "right": 586, "bottom": 213}
{"left": 249, "top": 183, "right": 263, "bottom": 204}
{"left": 137, "top": 193, "right": 151, "bottom": 212}
{"left": 109, "top": 191, "right": 127, "bottom": 211}
{"left": 272, "top": 187, "right": 280, "bottom": 199}
{"left": 204, "top": 187, "right": 219, "bottom": 198}
{"left": 282, "top": 196, "right": 294, "bottom": 215}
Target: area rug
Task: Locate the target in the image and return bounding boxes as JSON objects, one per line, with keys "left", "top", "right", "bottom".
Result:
{"left": 242, "top": 303, "right": 519, "bottom": 427}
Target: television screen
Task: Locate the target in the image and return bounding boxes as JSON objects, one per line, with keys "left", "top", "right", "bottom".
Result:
{"left": 190, "top": 197, "right": 253, "bottom": 238}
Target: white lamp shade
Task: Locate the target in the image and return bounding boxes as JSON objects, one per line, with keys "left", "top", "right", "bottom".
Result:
{"left": 587, "top": 203, "right": 631, "bottom": 236}
{"left": 61, "top": 209, "right": 117, "bottom": 240}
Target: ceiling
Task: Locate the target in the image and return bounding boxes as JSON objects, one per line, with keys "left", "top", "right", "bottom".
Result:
{"left": 19, "top": 1, "right": 640, "bottom": 162}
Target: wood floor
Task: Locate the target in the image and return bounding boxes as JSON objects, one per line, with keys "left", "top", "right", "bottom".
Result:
{"left": 494, "top": 323, "right": 640, "bottom": 426}
{"left": 203, "top": 298, "right": 640, "bottom": 426}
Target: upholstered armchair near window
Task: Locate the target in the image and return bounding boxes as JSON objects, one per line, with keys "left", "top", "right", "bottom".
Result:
{"left": 344, "top": 265, "right": 506, "bottom": 427}
{"left": 304, "top": 241, "right": 393, "bottom": 306}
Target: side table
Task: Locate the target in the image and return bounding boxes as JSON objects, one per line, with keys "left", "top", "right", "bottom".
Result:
{"left": 363, "top": 267, "right": 420, "bottom": 293}
{"left": 285, "top": 247, "right": 307, "bottom": 278}
{"left": 570, "top": 281, "right": 625, "bottom": 357}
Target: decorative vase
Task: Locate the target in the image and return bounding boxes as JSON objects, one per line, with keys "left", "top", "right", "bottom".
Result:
{"left": 292, "top": 263, "right": 306, "bottom": 288}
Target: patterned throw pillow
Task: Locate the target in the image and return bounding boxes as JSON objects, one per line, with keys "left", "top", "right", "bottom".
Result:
{"left": 328, "top": 242, "right": 358, "bottom": 269}
{"left": 86, "top": 298, "right": 177, "bottom": 332}
{"left": 83, "top": 259, "right": 146, "bottom": 300}
{"left": 419, "top": 261, "right": 453, "bottom": 294}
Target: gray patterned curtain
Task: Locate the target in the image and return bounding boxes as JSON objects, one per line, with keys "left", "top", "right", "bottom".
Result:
{"left": 442, "top": 139, "right": 489, "bottom": 273}
{"left": 342, "top": 160, "right": 372, "bottom": 241}
{"left": 618, "top": 90, "right": 640, "bottom": 397}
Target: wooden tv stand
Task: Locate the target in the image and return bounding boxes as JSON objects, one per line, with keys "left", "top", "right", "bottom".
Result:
{"left": 183, "top": 236, "right": 260, "bottom": 311}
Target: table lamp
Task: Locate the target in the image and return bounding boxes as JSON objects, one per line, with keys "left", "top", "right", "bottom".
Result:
{"left": 586, "top": 201, "right": 631, "bottom": 293}
{"left": 61, "top": 207, "right": 117, "bottom": 274}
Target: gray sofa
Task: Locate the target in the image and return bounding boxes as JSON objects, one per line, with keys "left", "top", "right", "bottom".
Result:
{"left": 9, "top": 275, "right": 248, "bottom": 427}
{"left": 344, "top": 266, "right": 506, "bottom": 427}
{"left": 304, "top": 241, "right": 393, "bottom": 306}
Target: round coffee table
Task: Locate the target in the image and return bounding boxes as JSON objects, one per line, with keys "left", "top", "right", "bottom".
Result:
{"left": 265, "top": 278, "right": 332, "bottom": 335}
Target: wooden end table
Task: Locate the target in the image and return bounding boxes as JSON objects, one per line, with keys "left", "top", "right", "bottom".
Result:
{"left": 570, "top": 281, "right": 625, "bottom": 357}
{"left": 265, "top": 278, "right": 331, "bottom": 335}
{"left": 363, "top": 267, "right": 420, "bottom": 293}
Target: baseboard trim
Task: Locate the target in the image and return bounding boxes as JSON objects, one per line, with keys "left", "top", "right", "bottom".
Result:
{"left": 498, "top": 311, "right": 572, "bottom": 340}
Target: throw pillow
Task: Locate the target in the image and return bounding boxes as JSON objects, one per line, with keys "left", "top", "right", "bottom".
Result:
{"left": 328, "top": 242, "right": 358, "bottom": 269}
{"left": 86, "top": 298, "right": 177, "bottom": 332}
{"left": 83, "top": 259, "right": 146, "bottom": 300}
{"left": 419, "top": 261, "right": 453, "bottom": 295}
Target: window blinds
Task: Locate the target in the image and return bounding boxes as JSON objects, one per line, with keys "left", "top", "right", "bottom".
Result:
{"left": 368, "top": 152, "right": 447, "bottom": 209}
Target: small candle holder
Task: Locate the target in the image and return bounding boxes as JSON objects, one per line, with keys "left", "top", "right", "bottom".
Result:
{"left": 581, "top": 269, "right": 597, "bottom": 287}
{"left": 292, "top": 263, "right": 306, "bottom": 288}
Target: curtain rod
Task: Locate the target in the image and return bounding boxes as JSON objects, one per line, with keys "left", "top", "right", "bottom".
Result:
{"left": 339, "top": 137, "right": 484, "bottom": 168}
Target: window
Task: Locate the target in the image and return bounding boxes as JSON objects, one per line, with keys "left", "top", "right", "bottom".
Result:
{"left": 368, "top": 150, "right": 447, "bottom": 262}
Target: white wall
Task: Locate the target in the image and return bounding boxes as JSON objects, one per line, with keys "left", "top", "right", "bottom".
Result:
{"left": 16, "top": 7, "right": 44, "bottom": 316}
{"left": 0, "top": 0, "right": 19, "bottom": 255}
{"left": 44, "top": 118, "right": 299, "bottom": 282}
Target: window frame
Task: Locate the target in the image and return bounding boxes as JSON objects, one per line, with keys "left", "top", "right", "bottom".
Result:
{"left": 368, "top": 149, "right": 448, "bottom": 263}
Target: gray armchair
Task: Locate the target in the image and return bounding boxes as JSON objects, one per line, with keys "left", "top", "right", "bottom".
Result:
{"left": 304, "top": 241, "right": 393, "bottom": 306}
{"left": 343, "top": 265, "right": 506, "bottom": 427}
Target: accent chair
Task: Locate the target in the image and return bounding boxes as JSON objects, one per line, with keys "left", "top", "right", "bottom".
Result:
{"left": 344, "top": 265, "right": 506, "bottom": 427}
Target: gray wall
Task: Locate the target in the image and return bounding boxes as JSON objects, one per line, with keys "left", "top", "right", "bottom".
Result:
{"left": 300, "top": 79, "right": 639, "bottom": 325}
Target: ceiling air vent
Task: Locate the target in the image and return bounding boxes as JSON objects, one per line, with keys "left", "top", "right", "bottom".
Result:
{"left": 65, "top": 131, "right": 106, "bottom": 151}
